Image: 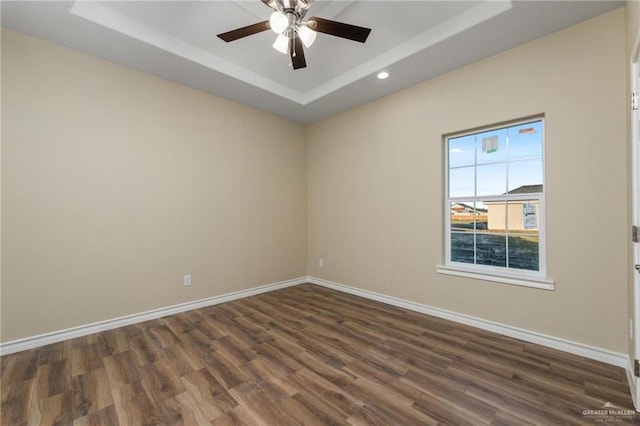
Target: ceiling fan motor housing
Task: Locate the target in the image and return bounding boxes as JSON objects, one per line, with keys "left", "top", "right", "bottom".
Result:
{"left": 217, "top": 0, "right": 371, "bottom": 70}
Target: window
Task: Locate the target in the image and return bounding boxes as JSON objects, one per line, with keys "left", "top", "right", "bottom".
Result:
{"left": 439, "top": 117, "right": 553, "bottom": 290}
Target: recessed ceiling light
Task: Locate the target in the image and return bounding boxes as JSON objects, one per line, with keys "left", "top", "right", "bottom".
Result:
{"left": 377, "top": 71, "right": 389, "bottom": 80}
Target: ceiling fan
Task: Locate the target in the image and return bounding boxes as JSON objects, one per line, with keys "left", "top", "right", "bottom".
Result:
{"left": 217, "top": 0, "right": 372, "bottom": 70}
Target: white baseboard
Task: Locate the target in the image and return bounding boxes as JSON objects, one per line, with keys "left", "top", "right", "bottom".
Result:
{"left": 307, "top": 276, "right": 629, "bottom": 369}
{"left": 1, "top": 274, "right": 630, "bottom": 373}
{"left": 0, "top": 276, "right": 307, "bottom": 356}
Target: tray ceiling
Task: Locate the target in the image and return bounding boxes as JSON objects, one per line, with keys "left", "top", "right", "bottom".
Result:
{"left": 1, "top": 1, "right": 623, "bottom": 123}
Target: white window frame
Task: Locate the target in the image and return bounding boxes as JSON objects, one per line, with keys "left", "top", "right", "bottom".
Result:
{"left": 437, "top": 116, "right": 554, "bottom": 290}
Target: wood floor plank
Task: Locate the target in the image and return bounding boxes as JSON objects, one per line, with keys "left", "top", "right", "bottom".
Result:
{"left": 287, "top": 367, "right": 364, "bottom": 415}
{"left": 72, "top": 405, "right": 118, "bottom": 426}
{"left": 47, "top": 359, "right": 71, "bottom": 397}
{"left": 214, "top": 335, "right": 258, "bottom": 365}
{"left": 210, "top": 405, "right": 262, "bottom": 426}
{"left": 110, "top": 381, "right": 164, "bottom": 425}
{"left": 28, "top": 392, "right": 72, "bottom": 426}
{"left": 70, "top": 344, "right": 103, "bottom": 377}
{"left": 71, "top": 368, "right": 113, "bottom": 419}
{"left": 348, "top": 398, "right": 440, "bottom": 426}
{"left": 1, "top": 283, "right": 637, "bottom": 425}
{"left": 291, "top": 389, "right": 352, "bottom": 425}
{"left": 464, "top": 382, "right": 567, "bottom": 425}
{"left": 129, "top": 334, "right": 163, "bottom": 367}
{"left": 2, "top": 350, "right": 38, "bottom": 386}
{"left": 1, "top": 378, "right": 34, "bottom": 425}
{"left": 36, "top": 341, "right": 71, "bottom": 366}
{"left": 138, "top": 358, "right": 186, "bottom": 403}
{"left": 293, "top": 350, "right": 355, "bottom": 387}
{"left": 102, "top": 351, "right": 140, "bottom": 390}
{"left": 30, "top": 364, "right": 51, "bottom": 402}
{"left": 200, "top": 351, "right": 250, "bottom": 389}
{"left": 177, "top": 329, "right": 214, "bottom": 358}
{"left": 96, "top": 330, "right": 128, "bottom": 357}
{"left": 161, "top": 343, "right": 204, "bottom": 376}
{"left": 174, "top": 388, "right": 222, "bottom": 424}
{"left": 159, "top": 314, "right": 194, "bottom": 336}
{"left": 228, "top": 379, "right": 299, "bottom": 426}
{"left": 342, "top": 359, "right": 423, "bottom": 402}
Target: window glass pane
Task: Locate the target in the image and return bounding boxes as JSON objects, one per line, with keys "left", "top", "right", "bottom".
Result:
{"left": 477, "top": 163, "right": 506, "bottom": 196}
{"left": 449, "top": 134, "right": 475, "bottom": 168}
{"left": 450, "top": 232, "right": 474, "bottom": 264}
{"left": 506, "top": 200, "right": 539, "bottom": 271}
{"left": 507, "top": 233, "right": 539, "bottom": 271}
{"left": 476, "top": 201, "right": 488, "bottom": 231}
{"left": 449, "top": 166, "right": 474, "bottom": 198}
{"left": 508, "top": 121, "right": 543, "bottom": 161}
{"left": 450, "top": 202, "right": 477, "bottom": 232}
{"left": 506, "top": 200, "right": 539, "bottom": 231}
{"left": 485, "top": 201, "right": 506, "bottom": 231}
{"left": 476, "top": 128, "right": 507, "bottom": 165}
{"left": 507, "top": 159, "right": 543, "bottom": 193}
{"left": 476, "top": 233, "right": 507, "bottom": 267}
{"left": 445, "top": 118, "right": 545, "bottom": 279}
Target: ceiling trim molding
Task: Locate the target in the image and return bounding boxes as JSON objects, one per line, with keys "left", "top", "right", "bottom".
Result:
{"left": 300, "top": 0, "right": 513, "bottom": 104}
{"left": 70, "top": 0, "right": 511, "bottom": 106}
{"left": 70, "top": 0, "right": 305, "bottom": 103}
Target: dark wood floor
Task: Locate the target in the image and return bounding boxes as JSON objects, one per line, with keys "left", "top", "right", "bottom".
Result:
{"left": 1, "top": 283, "right": 637, "bottom": 425}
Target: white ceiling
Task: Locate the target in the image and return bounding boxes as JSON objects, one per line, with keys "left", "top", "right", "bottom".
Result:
{"left": 1, "top": 1, "right": 623, "bottom": 123}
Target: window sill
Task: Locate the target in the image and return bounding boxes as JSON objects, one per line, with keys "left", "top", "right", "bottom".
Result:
{"left": 436, "top": 265, "right": 555, "bottom": 290}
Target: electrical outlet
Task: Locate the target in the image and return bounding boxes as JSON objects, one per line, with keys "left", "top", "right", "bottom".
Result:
{"left": 319, "top": 258, "right": 324, "bottom": 268}
{"left": 183, "top": 274, "right": 192, "bottom": 287}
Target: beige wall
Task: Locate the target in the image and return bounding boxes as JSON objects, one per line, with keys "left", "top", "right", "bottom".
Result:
{"left": 0, "top": 8, "right": 630, "bottom": 354}
{"left": 308, "top": 9, "right": 627, "bottom": 352}
{"left": 1, "top": 29, "right": 307, "bottom": 342}
{"left": 627, "top": 1, "right": 640, "bottom": 57}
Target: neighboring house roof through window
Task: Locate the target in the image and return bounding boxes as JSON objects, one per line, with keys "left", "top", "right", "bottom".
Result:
{"left": 507, "top": 184, "right": 543, "bottom": 195}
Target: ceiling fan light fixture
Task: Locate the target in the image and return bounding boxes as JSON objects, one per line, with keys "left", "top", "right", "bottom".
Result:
{"left": 269, "top": 11, "right": 288, "bottom": 34}
{"left": 217, "top": 0, "right": 372, "bottom": 71}
{"left": 273, "top": 33, "right": 289, "bottom": 54}
{"left": 297, "top": 24, "right": 317, "bottom": 48}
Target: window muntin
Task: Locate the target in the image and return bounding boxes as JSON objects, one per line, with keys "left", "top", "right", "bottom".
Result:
{"left": 445, "top": 118, "right": 545, "bottom": 279}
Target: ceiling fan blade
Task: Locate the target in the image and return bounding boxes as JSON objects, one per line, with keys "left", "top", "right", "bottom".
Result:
{"left": 261, "top": 0, "right": 278, "bottom": 10}
{"left": 289, "top": 35, "right": 306, "bottom": 70}
{"left": 217, "top": 21, "right": 270, "bottom": 42}
{"left": 307, "top": 17, "right": 371, "bottom": 43}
